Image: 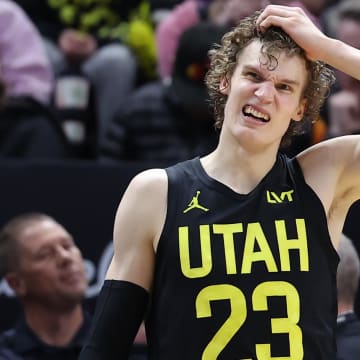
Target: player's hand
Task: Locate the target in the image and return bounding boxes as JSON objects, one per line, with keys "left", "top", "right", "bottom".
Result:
{"left": 256, "top": 5, "right": 328, "bottom": 61}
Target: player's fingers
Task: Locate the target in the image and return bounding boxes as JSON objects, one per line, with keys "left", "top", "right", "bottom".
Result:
{"left": 257, "top": 5, "right": 305, "bottom": 31}
{"left": 256, "top": 14, "right": 292, "bottom": 32}
{"left": 257, "top": 5, "right": 292, "bottom": 24}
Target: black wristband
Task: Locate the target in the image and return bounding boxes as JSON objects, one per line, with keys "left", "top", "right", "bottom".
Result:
{"left": 79, "top": 280, "right": 149, "bottom": 360}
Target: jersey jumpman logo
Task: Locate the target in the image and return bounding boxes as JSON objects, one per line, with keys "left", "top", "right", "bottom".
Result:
{"left": 183, "top": 191, "right": 209, "bottom": 213}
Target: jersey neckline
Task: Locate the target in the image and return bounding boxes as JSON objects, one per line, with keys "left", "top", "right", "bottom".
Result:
{"left": 189, "top": 154, "right": 283, "bottom": 199}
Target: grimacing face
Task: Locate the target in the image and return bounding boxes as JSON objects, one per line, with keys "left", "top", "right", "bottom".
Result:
{"left": 11, "top": 219, "right": 88, "bottom": 310}
{"left": 219, "top": 40, "right": 308, "bottom": 150}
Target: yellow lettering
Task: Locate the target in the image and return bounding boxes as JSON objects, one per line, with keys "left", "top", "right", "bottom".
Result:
{"left": 267, "top": 190, "right": 294, "bottom": 203}
{"left": 241, "top": 223, "right": 278, "bottom": 274}
{"left": 179, "top": 225, "right": 212, "bottom": 278}
{"left": 213, "top": 224, "right": 243, "bottom": 274}
{"left": 267, "top": 191, "right": 281, "bottom": 203}
{"left": 276, "top": 219, "right": 309, "bottom": 271}
{"left": 196, "top": 284, "right": 247, "bottom": 359}
{"left": 280, "top": 190, "right": 294, "bottom": 202}
{"left": 253, "top": 281, "right": 303, "bottom": 359}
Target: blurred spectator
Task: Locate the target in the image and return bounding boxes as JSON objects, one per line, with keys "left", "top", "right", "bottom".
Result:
{"left": 0, "top": 95, "right": 69, "bottom": 159}
{"left": 326, "top": 0, "right": 360, "bottom": 137}
{"left": 14, "top": 0, "right": 145, "bottom": 155}
{"left": 156, "top": 0, "right": 268, "bottom": 80}
{"left": 336, "top": 234, "right": 360, "bottom": 360}
{"left": 0, "top": 212, "right": 148, "bottom": 360}
{"left": 321, "top": 0, "right": 347, "bottom": 37}
{"left": 101, "top": 22, "right": 227, "bottom": 163}
{"left": 0, "top": 0, "right": 53, "bottom": 105}
{"left": 0, "top": 1, "right": 68, "bottom": 159}
{"left": 0, "top": 213, "right": 89, "bottom": 360}
{"left": 300, "top": 0, "right": 329, "bottom": 18}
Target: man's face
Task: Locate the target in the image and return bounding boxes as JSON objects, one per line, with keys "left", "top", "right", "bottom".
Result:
{"left": 220, "top": 40, "right": 308, "bottom": 150}
{"left": 336, "top": 18, "right": 360, "bottom": 98}
{"left": 13, "top": 219, "right": 88, "bottom": 310}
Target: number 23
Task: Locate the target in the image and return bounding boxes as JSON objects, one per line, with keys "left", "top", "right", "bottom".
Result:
{"left": 195, "top": 281, "right": 303, "bottom": 359}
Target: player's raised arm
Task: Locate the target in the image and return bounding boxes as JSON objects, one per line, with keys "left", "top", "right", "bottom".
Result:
{"left": 79, "top": 169, "right": 168, "bottom": 360}
{"left": 257, "top": 5, "right": 360, "bottom": 80}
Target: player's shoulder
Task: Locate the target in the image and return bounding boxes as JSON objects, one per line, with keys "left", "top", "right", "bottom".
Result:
{"left": 126, "top": 168, "right": 168, "bottom": 197}
{"left": 296, "top": 135, "right": 358, "bottom": 170}
{"left": 131, "top": 168, "right": 167, "bottom": 185}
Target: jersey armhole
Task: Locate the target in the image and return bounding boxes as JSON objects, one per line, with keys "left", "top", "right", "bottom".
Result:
{"left": 155, "top": 165, "right": 180, "bottom": 258}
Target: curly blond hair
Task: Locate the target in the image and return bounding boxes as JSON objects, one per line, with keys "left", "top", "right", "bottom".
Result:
{"left": 205, "top": 10, "right": 335, "bottom": 146}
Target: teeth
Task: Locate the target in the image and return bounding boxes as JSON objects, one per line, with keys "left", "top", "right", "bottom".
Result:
{"left": 244, "top": 105, "right": 269, "bottom": 121}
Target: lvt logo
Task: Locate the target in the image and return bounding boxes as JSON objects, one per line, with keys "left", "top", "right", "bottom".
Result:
{"left": 266, "top": 190, "right": 294, "bottom": 204}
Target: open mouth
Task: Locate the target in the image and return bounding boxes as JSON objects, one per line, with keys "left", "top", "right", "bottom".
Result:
{"left": 243, "top": 105, "right": 270, "bottom": 123}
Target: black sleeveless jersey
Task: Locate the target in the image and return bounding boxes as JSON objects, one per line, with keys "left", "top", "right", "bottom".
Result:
{"left": 146, "top": 153, "right": 339, "bottom": 360}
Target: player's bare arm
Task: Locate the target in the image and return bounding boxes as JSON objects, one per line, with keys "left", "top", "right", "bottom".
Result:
{"left": 106, "top": 168, "right": 168, "bottom": 291}
{"left": 257, "top": 5, "right": 360, "bottom": 81}
{"left": 79, "top": 169, "right": 168, "bottom": 359}
{"left": 297, "top": 135, "right": 360, "bottom": 248}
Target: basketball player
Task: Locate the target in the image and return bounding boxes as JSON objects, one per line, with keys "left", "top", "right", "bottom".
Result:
{"left": 80, "top": 5, "right": 360, "bottom": 359}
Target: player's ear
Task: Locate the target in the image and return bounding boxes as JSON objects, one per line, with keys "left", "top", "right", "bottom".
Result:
{"left": 219, "top": 74, "right": 231, "bottom": 95}
{"left": 292, "top": 98, "right": 307, "bottom": 122}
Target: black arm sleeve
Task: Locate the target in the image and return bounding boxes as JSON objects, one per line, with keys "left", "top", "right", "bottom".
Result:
{"left": 79, "top": 279, "right": 149, "bottom": 360}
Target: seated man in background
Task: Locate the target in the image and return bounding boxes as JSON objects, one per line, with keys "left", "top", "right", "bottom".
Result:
{"left": 0, "top": 213, "right": 148, "bottom": 360}
{"left": 0, "top": 213, "right": 89, "bottom": 360}
{"left": 336, "top": 234, "right": 360, "bottom": 360}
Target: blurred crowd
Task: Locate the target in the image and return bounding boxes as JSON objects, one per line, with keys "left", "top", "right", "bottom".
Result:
{"left": 0, "top": 0, "right": 357, "bottom": 163}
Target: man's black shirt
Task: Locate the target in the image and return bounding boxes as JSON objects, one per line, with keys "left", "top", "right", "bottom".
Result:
{"left": 0, "top": 313, "right": 91, "bottom": 360}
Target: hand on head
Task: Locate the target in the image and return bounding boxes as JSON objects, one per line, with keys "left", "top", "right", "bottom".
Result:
{"left": 256, "top": 5, "right": 328, "bottom": 61}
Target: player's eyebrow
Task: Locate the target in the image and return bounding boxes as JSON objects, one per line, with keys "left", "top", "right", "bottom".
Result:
{"left": 243, "top": 64, "right": 302, "bottom": 88}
